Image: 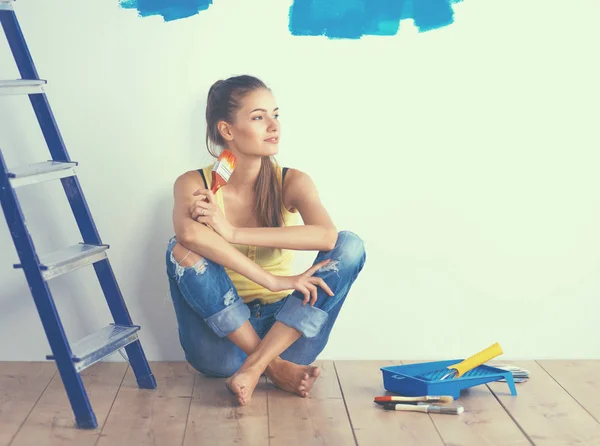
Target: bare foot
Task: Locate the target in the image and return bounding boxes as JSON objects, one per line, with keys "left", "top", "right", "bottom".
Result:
{"left": 225, "top": 366, "right": 262, "bottom": 406}
{"left": 266, "top": 359, "right": 321, "bottom": 397}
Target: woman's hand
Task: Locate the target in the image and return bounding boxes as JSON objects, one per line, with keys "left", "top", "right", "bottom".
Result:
{"left": 270, "top": 259, "right": 335, "bottom": 306}
{"left": 190, "top": 188, "right": 236, "bottom": 243}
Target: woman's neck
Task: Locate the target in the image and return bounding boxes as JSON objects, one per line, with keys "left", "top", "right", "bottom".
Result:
{"left": 225, "top": 154, "right": 262, "bottom": 192}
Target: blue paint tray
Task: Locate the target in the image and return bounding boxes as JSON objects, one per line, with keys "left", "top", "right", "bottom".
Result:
{"left": 381, "top": 360, "right": 518, "bottom": 399}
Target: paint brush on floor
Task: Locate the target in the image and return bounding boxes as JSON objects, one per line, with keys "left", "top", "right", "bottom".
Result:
{"left": 382, "top": 403, "right": 464, "bottom": 415}
{"left": 493, "top": 364, "right": 530, "bottom": 383}
{"left": 374, "top": 395, "right": 454, "bottom": 405}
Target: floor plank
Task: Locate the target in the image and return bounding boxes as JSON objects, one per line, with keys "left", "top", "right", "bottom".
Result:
{"left": 0, "top": 362, "right": 57, "bottom": 446}
{"left": 267, "top": 360, "right": 356, "bottom": 446}
{"left": 488, "top": 360, "right": 600, "bottom": 446}
{"left": 4, "top": 359, "right": 600, "bottom": 445}
{"left": 402, "top": 360, "right": 532, "bottom": 446}
{"left": 97, "top": 362, "right": 194, "bottom": 446}
{"left": 537, "top": 360, "right": 600, "bottom": 423}
{"left": 183, "top": 371, "right": 269, "bottom": 445}
{"left": 335, "top": 360, "right": 444, "bottom": 446}
{"left": 9, "top": 361, "right": 128, "bottom": 446}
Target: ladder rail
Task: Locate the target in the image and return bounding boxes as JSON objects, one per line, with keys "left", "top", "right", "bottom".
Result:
{"left": 1, "top": 11, "right": 100, "bottom": 237}
{"left": 1, "top": 5, "right": 152, "bottom": 345}
{"left": 1, "top": 9, "right": 105, "bottom": 248}
{"left": 0, "top": 150, "right": 97, "bottom": 428}
{"left": 0, "top": 4, "right": 157, "bottom": 429}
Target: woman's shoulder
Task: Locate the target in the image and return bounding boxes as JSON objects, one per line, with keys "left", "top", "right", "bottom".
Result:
{"left": 199, "top": 162, "right": 216, "bottom": 173}
{"left": 176, "top": 167, "right": 210, "bottom": 178}
{"left": 174, "top": 165, "right": 213, "bottom": 187}
{"left": 280, "top": 166, "right": 313, "bottom": 189}
{"left": 280, "top": 166, "right": 315, "bottom": 215}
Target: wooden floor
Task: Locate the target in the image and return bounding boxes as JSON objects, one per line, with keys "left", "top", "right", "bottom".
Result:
{"left": 1, "top": 360, "right": 599, "bottom": 446}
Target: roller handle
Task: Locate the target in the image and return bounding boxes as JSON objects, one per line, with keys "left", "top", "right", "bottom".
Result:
{"left": 448, "top": 342, "right": 503, "bottom": 378}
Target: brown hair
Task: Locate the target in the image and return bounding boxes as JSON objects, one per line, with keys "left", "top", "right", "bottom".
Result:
{"left": 205, "top": 75, "right": 284, "bottom": 228}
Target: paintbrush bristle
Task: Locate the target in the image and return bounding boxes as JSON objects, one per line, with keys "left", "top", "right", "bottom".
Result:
{"left": 428, "top": 405, "right": 464, "bottom": 415}
{"left": 210, "top": 150, "right": 236, "bottom": 194}
{"left": 217, "top": 150, "right": 237, "bottom": 171}
{"left": 214, "top": 149, "right": 236, "bottom": 179}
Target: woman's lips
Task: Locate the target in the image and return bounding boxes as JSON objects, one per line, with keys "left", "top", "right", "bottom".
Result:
{"left": 265, "top": 137, "right": 279, "bottom": 143}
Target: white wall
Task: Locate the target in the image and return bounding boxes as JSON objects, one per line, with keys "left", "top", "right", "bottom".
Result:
{"left": 1, "top": 0, "right": 599, "bottom": 362}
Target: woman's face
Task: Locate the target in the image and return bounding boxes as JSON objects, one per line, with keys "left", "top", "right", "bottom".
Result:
{"left": 222, "top": 88, "right": 280, "bottom": 157}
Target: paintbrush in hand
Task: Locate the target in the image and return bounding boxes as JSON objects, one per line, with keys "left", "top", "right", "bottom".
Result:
{"left": 211, "top": 150, "right": 236, "bottom": 194}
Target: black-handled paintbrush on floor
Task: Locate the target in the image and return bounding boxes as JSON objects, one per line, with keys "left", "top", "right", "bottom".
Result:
{"left": 374, "top": 395, "right": 454, "bottom": 405}
{"left": 382, "top": 403, "right": 464, "bottom": 415}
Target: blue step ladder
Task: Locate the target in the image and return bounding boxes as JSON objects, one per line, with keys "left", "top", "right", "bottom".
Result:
{"left": 0, "top": 0, "right": 156, "bottom": 429}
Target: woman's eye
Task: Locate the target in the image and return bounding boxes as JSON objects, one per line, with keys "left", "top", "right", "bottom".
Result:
{"left": 274, "top": 114, "right": 280, "bottom": 119}
{"left": 252, "top": 116, "right": 262, "bottom": 120}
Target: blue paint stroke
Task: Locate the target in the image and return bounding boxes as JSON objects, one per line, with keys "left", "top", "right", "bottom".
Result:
{"left": 119, "top": 0, "right": 212, "bottom": 22}
{"left": 289, "top": 0, "right": 463, "bottom": 39}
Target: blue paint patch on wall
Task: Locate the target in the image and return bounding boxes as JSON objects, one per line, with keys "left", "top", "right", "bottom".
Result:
{"left": 119, "top": 0, "right": 213, "bottom": 22}
{"left": 289, "top": 0, "right": 463, "bottom": 39}
{"left": 118, "top": 0, "right": 462, "bottom": 39}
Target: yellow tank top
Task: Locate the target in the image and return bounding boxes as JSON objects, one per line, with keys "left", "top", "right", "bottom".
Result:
{"left": 200, "top": 163, "right": 299, "bottom": 305}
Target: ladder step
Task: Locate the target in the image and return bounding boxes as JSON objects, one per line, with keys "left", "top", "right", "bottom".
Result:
{"left": 0, "top": 79, "right": 46, "bottom": 95}
{"left": 46, "top": 324, "right": 140, "bottom": 372}
{"left": 0, "top": 0, "right": 14, "bottom": 11}
{"left": 7, "top": 160, "right": 77, "bottom": 188}
{"left": 14, "top": 243, "right": 109, "bottom": 280}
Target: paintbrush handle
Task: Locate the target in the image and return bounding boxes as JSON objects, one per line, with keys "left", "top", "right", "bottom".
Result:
{"left": 387, "top": 404, "right": 429, "bottom": 413}
{"left": 449, "top": 342, "right": 503, "bottom": 377}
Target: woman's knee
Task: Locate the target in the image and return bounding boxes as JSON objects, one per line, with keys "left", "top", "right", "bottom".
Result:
{"left": 334, "top": 231, "right": 366, "bottom": 268}
{"left": 172, "top": 242, "right": 204, "bottom": 267}
{"left": 167, "top": 241, "right": 210, "bottom": 279}
{"left": 166, "top": 240, "right": 228, "bottom": 293}
{"left": 166, "top": 245, "right": 245, "bottom": 321}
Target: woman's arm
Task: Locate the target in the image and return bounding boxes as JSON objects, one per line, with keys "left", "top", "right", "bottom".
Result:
{"left": 231, "top": 169, "right": 338, "bottom": 251}
{"left": 172, "top": 171, "right": 276, "bottom": 291}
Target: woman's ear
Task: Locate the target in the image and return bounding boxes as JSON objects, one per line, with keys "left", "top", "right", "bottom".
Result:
{"left": 217, "top": 120, "right": 234, "bottom": 141}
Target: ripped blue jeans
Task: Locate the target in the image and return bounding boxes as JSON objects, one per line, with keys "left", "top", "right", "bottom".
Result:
{"left": 165, "top": 230, "right": 366, "bottom": 377}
